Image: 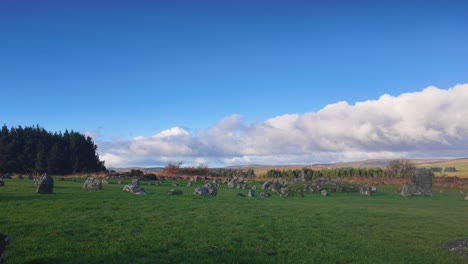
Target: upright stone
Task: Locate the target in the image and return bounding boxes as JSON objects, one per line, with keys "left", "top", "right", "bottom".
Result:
{"left": 123, "top": 178, "right": 146, "bottom": 194}
{"left": 36, "top": 173, "right": 54, "bottom": 194}
{"left": 321, "top": 189, "right": 328, "bottom": 196}
{"left": 359, "top": 184, "right": 371, "bottom": 196}
{"left": 400, "top": 168, "right": 433, "bottom": 196}
{"left": 83, "top": 177, "right": 103, "bottom": 190}
{"left": 193, "top": 183, "right": 218, "bottom": 196}
{"left": 248, "top": 189, "right": 256, "bottom": 197}
{"left": 0, "top": 178, "right": 4, "bottom": 187}
{"left": 262, "top": 181, "right": 272, "bottom": 190}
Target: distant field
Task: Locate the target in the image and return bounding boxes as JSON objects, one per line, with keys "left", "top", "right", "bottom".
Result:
{"left": 1, "top": 178, "right": 467, "bottom": 263}
{"left": 417, "top": 158, "right": 468, "bottom": 178}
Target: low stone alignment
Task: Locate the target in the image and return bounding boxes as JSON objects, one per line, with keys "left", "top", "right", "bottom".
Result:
{"left": 400, "top": 168, "right": 433, "bottom": 196}
{"left": 82, "top": 177, "right": 103, "bottom": 190}
{"left": 35, "top": 173, "right": 54, "bottom": 194}
{"left": 194, "top": 183, "right": 218, "bottom": 196}
{"left": 443, "top": 238, "right": 468, "bottom": 259}
{"left": 0, "top": 233, "right": 10, "bottom": 264}
{"left": 123, "top": 178, "right": 147, "bottom": 195}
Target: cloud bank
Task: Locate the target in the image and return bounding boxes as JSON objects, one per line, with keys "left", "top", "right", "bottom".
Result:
{"left": 100, "top": 84, "right": 468, "bottom": 167}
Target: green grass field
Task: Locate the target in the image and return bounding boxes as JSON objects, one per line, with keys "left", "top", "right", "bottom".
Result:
{"left": 1, "top": 178, "right": 467, "bottom": 263}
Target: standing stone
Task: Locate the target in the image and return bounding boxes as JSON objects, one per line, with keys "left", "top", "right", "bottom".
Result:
{"left": 0, "top": 178, "right": 4, "bottom": 187}
{"left": 465, "top": 194, "right": 468, "bottom": 200}
{"left": 82, "top": 177, "right": 103, "bottom": 190}
{"left": 371, "top": 186, "right": 378, "bottom": 193}
{"left": 271, "top": 180, "right": 282, "bottom": 192}
{"left": 187, "top": 181, "right": 193, "bottom": 187}
{"left": 262, "top": 181, "right": 272, "bottom": 190}
{"left": 123, "top": 179, "right": 146, "bottom": 194}
{"left": 193, "top": 183, "right": 218, "bottom": 196}
{"left": 248, "top": 189, "right": 256, "bottom": 197}
{"left": 0, "top": 234, "right": 10, "bottom": 264}
{"left": 279, "top": 187, "right": 290, "bottom": 197}
{"left": 297, "top": 170, "right": 306, "bottom": 182}
{"left": 321, "top": 189, "right": 328, "bottom": 196}
{"left": 400, "top": 168, "right": 433, "bottom": 196}
{"left": 36, "top": 173, "right": 54, "bottom": 194}
{"left": 227, "top": 179, "right": 236, "bottom": 188}
{"left": 359, "top": 184, "right": 371, "bottom": 196}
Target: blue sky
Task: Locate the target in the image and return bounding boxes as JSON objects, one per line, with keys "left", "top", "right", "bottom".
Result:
{"left": 1, "top": 1, "right": 468, "bottom": 167}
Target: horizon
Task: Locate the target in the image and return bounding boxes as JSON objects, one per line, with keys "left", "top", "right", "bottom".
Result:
{"left": 2, "top": 1, "right": 468, "bottom": 168}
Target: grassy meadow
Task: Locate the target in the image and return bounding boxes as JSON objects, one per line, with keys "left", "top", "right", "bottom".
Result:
{"left": 1, "top": 178, "right": 467, "bottom": 263}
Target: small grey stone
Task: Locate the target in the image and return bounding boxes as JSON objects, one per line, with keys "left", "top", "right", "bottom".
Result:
{"left": 167, "top": 189, "right": 182, "bottom": 195}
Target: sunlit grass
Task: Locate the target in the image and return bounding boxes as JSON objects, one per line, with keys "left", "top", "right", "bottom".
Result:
{"left": 1, "top": 178, "right": 467, "bottom": 263}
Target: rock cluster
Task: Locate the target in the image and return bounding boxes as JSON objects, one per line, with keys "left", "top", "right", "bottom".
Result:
{"left": 226, "top": 177, "right": 247, "bottom": 189}
{"left": 83, "top": 177, "right": 103, "bottom": 190}
{"left": 194, "top": 183, "right": 218, "bottom": 196}
{"left": 35, "top": 173, "right": 54, "bottom": 194}
{"left": 400, "top": 168, "right": 433, "bottom": 196}
{"left": 123, "top": 179, "right": 146, "bottom": 194}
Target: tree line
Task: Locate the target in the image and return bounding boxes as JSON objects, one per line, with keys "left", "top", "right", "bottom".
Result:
{"left": 161, "top": 162, "right": 255, "bottom": 178}
{"left": 0, "top": 125, "right": 106, "bottom": 175}
{"left": 263, "top": 160, "right": 419, "bottom": 179}
{"left": 264, "top": 167, "right": 388, "bottom": 179}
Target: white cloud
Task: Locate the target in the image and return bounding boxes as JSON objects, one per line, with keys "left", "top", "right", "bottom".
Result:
{"left": 98, "top": 84, "right": 468, "bottom": 167}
